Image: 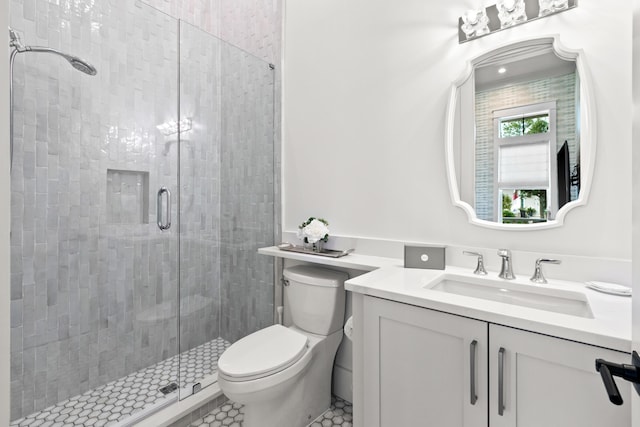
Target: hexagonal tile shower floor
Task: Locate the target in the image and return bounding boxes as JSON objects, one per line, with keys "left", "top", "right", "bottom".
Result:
{"left": 190, "top": 395, "right": 353, "bottom": 427}
{"left": 10, "top": 337, "right": 230, "bottom": 427}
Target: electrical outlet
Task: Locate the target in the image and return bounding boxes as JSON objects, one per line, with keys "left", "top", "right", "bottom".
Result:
{"left": 404, "top": 244, "right": 446, "bottom": 269}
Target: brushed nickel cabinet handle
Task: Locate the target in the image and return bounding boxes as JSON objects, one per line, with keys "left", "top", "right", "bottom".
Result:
{"left": 470, "top": 340, "right": 478, "bottom": 405}
{"left": 498, "top": 347, "right": 506, "bottom": 416}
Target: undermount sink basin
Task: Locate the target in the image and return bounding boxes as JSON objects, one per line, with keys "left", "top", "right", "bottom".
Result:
{"left": 425, "top": 274, "right": 593, "bottom": 318}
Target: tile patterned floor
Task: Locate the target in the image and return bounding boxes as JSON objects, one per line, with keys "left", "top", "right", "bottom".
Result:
{"left": 179, "top": 338, "right": 230, "bottom": 388}
{"left": 308, "top": 396, "right": 353, "bottom": 427}
{"left": 190, "top": 401, "right": 243, "bottom": 427}
{"left": 10, "top": 337, "right": 230, "bottom": 427}
{"left": 190, "top": 395, "right": 353, "bottom": 427}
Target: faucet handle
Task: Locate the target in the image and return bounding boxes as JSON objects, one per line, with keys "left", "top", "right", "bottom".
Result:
{"left": 497, "top": 248, "right": 511, "bottom": 258}
{"left": 536, "top": 258, "right": 561, "bottom": 265}
{"left": 463, "top": 251, "right": 488, "bottom": 275}
{"left": 530, "top": 258, "right": 561, "bottom": 284}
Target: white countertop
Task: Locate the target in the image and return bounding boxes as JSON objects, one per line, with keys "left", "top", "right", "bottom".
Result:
{"left": 346, "top": 265, "right": 631, "bottom": 353}
{"left": 259, "top": 246, "right": 631, "bottom": 352}
{"left": 258, "top": 245, "right": 402, "bottom": 271}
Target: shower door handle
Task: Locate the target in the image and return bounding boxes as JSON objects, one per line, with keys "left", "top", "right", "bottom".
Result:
{"left": 157, "top": 187, "right": 171, "bottom": 231}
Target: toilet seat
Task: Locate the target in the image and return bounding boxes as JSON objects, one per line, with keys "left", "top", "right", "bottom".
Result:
{"left": 218, "top": 325, "right": 309, "bottom": 382}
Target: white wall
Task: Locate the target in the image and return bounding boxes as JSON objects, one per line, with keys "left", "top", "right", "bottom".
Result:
{"left": 283, "top": 0, "right": 632, "bottom": 261}
{"left": 632, "top": 0, "right": 640, "bottom": 424}
{"left": 1, "top": 0, "right": 11, "bottom": 423}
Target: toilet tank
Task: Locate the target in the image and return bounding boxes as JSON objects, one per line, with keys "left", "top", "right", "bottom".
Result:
{"left": 283, "top": 265, "right": 348, "bottom": 335}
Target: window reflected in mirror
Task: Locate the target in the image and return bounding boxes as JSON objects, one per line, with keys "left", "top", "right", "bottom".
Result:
{"left": 493, "top": 105, "right": 555, "bottom": 223}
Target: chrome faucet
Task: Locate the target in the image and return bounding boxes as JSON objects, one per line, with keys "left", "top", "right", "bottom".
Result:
{"left": 530, "top": 258, "right": 561, "bottom": 284}
{"left": 463, "top": 251, "right": 487, "bottom": 275}
{"left": 497, "top": 249, "right": 515, "bottom": 280}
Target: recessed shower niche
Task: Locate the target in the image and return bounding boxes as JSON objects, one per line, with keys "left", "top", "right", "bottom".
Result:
{"left": 106, "top": 169, "right": 150, "bottom": 224}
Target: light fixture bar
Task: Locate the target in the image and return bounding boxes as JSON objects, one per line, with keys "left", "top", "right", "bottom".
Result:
{"left": 458, "top": 0, "right": 577, "bottom": 44}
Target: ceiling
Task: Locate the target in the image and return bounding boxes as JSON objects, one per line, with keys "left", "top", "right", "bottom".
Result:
{"left": 475, "top": 49, "right": 576, "bottom": 92}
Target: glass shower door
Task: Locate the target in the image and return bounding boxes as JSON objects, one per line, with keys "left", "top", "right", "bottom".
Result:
{"left": 177, "top": 21, "right": 225, "bottom": 397}
{"left": 178, "top": 21, "right": 276, "bottom": 399}
{"left": 218, "top": 35, "right": 277, "bottom": 347}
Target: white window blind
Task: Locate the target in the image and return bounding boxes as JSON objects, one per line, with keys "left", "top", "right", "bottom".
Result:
{"left": 498, "top": 141, "right": 550, "bottom": 188}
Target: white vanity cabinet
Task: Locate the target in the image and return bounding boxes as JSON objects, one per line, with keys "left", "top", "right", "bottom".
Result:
{"left": 362, "top": 295, "right": 631, "bottom": 427}
{"left": 489, "top": 324, "right": 630, "bottom": 427}
{"left": 363, "top": 295, "right": 489, "bottom": 427}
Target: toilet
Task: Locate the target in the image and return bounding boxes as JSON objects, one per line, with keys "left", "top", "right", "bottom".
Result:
{"left": 217, "top": 265, "right": 348, "bottom": 427}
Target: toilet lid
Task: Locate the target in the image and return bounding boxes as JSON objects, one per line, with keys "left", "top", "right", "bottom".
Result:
{"left": 218, "top": 325, "right": 309, "bottom": 381}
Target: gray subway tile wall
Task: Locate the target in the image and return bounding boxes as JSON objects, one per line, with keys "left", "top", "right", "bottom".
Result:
{"left": 10, "top": 0, "right": 282, "bottom": 421}
{"left": 144, "top": 0, "right": 220, "bottom": 36}
{"left": 141, "top": 0, "right": 282, "bottom": 65}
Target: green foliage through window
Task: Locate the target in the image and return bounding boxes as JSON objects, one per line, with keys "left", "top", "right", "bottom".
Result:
{"left": 500, "top": 114, "right": 549, "bottom": 138}
{"left": 502, "top": 193, "right": 513, "bottom": 211}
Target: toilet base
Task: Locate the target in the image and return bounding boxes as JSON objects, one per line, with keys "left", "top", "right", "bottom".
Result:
{"left": 239, "top": 329, "right": 343, "bottom": 427}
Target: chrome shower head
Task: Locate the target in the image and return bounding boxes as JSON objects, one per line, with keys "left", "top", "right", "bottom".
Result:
{"left": 68, "top": 56, "right": 98, "bottom": 76}
{"left": 9, "top": 28, "right": 97, "bottom": 76}
{"left": 23, "top": 46, "right": 98, "bottom": 76}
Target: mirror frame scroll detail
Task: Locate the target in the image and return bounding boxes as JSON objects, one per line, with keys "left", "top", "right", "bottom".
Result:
{"left": 444, "top": 35, "right": 597, "bottom": 231}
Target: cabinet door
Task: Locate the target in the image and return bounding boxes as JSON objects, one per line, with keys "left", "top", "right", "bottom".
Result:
{"left": 363, "top": 296, "right": 488, "bottom": 427}
{"left": 489, "top": 324, "right": 631, "bottom": 427}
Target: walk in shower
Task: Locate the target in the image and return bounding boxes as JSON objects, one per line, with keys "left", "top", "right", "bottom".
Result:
{"left": 9, "top": 1, "right": 276, "bottom": 425}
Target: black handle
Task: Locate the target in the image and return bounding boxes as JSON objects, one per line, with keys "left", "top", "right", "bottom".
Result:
{"left": 596, "top": 364, "right": 623, "bottom": 405}
{"left": 595, "top": 351, "right": 640, "bottom": 406}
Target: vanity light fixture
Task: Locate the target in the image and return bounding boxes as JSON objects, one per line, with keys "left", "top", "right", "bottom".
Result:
{"left": 539, "top": 0, "right": 569, "bottom": 17}
{"left": 497, "top": 0, "right": 527, "bottom": 28}
{"left": 458, "top": 0, "right": 576, "bottom": 43}
{"left": 461, "top": 9, "right": 490, "bottom": 40}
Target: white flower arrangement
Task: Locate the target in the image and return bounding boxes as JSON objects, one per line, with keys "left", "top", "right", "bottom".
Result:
{"left": 297, "top": 217, "right": 329, "bottom": 244}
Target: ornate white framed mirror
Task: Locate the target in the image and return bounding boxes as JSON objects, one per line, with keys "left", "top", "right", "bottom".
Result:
{"left": 445, "top": 36, "right": 596, "bottom": 230}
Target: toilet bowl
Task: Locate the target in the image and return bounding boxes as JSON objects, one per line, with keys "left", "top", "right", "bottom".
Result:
{"left": 217, "top": 265, "right": 349, "bottom": 427}
{"left": 218, "top": 325, "right": 343, "bottom": 427}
